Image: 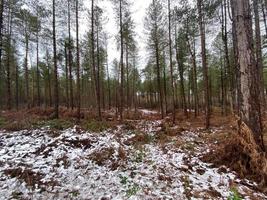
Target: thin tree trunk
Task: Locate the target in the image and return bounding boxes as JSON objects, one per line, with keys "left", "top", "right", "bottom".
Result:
{"left": 261, "top": 1, "right": 267, "bottom": 37}
{"left": 153, "top": 0, "right": 164, "bottom": 119}
{"left": 96, "top": 24, "right": 101, "bottom": 114}
{"left": 230, "top": 0, "right": 240, "bottom": 115}
{"left": 53, "top": 0, "right": 59, "bottom": 118}
{"left": 36, "top": 22, "right": 41, "bottom": 107}
{"left": 175, "top": 26, "right": 188, "bottom": 117}
{"left": 64, "top": 41, "right": 69, "bottom": 108}
{"left": 68, "top": 0, "right": 74, "bottom": 110}
{"left": 15, "top": 65, "right": 19, "bottom": 111}
{"left": 192, "top": 40, "right": 199, "bottom": 116}
{"left": 25, "top": 36, "right": 29, "bottom": 109}
{"left": 119, "top": 0, "right": 124, "bottom": 121}
{"left": 76, "top": 0, "right": 81, "bottom": 120}
{"left": 7, "top": 5, "right": 12, "bottom": 110}
{"left": 91, "top": 0, "right": 101, "bottom": 120}
{"left": 168, "top": 0, "right": 176, "bottom": 123}
{"left": 253, "top": 0, "right": 265, "bottom": 110}
{"left": 163, "top": 56, "right": 168, "bottom": 115}
{"left": 126, "top": 45, "right": 130, "bottom": 112}
{"left": 223, "top": 0, "right": 234, "bottom": 113}
{"left": 106, "top": 45, "right": 111, "bottom": 110}
{"left": 220, "top": 2, "right": 226, "bottom": 115}
{"left": 0, "top": 0, "right": 3, "bottom": 70}
{"left": 197, "top": 0, "right": 210, "bottom": 129}
{"left": 46, "top": 50, "right": 52, "bottom": 107}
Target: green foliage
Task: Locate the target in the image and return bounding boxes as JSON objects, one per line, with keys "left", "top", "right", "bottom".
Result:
{"left": 119, "top": 175, "right": 128, "bottom": 185}
{"left": 33, "top": 119, "right": 74, "bottom": 130}
{"left": 118, "top": 174, "right": 140, "bottom": 198}
{"left": 227, "top": 188, "right": 243, "bottom": 200}
{"left": 70, "top": 190, "right": 79, "bottom": 197}
{"left": 134, "top": 150, "right": 145, "bottom": 163}
{"left": 126, "top": 183, "right": 140, "bottom": 198}
{"left": 83, "top": 120, "right": 111, "bottom": 132}
{"left": 0, "top": 117, "right": 6, "bottom": 127}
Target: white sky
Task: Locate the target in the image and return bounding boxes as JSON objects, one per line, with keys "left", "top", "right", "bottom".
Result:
{"left": 81, "top": 0, "right": 153, "bottom": 70}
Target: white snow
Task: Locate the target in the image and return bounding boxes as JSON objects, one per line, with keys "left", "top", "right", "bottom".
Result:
{"left": 0, "top": 121, "right": 266, "bottom": 200}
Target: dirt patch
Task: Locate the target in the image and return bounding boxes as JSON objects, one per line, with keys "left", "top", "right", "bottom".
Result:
{"left": 63, "top": 138, "right": 94, "bottom": 149}
{"left": 88, "top": 147, "right": 116, "bottom": 166}
{"left": 4, "top": 168, "right": 57, "bottom": 189}
{"left": 124, "top": 132, "right": 154, "bottom": 146}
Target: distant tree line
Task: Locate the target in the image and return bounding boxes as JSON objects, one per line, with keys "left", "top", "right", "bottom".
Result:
{"left": 0, "top": 0, "right": 266, "bottom": 150}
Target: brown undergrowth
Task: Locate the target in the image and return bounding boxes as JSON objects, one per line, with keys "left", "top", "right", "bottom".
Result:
{"left": 4, "top": 168, "right": 58, "bottom": 189}
{"left": 202, "top": 121, "right": 267, "bottom": 193}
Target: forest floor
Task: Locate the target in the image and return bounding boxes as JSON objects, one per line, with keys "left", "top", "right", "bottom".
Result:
{"left": 0, "top": 108, "right": 267, "bottom": 199}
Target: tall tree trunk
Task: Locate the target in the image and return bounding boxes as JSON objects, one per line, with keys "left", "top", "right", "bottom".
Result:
{"left": 186, "top": 25, "right": 199, "bottom": 117}
{"left": 126, "top": 45, "right": 130, "bottom": 112}
{"left": 91, "top": 0, "right": 101, "bottom": 120}
{"left": 168, "top": 0, "right": 176, "bottom": 123}
{"left": 197, "top": 0, "right": 210, "bottom": 129}
{"left": 68, "top": 0, "right": 74, "bottom": 110}
{"left": 230, "top": 0, "right": 240, "bottom": 115}
{"left": 223, "top": 0, "right": 234, "bottom": 113}
{"left": 6, "top": 5, "right": 12, "bottom": 110}
{"left": 253, "top": 0, "right": 265, "bottom": 110}
{"left": 175, "top": 27, "right": 187, "bottom": 117}
{"left": 153, "top": 0, "right": 164, "bottom": 119}
{"left": 15, "top": 65, "right": 19, "bottom": 111}
{"left": 25, "top": 36, "right": 29, "bottom": 109}
{"left": 64, "top": 41, "right": 69, "bottom": 108}
{"left": 106, "top": 45, "right": 111, "bottom": 110}
{"left": 46, "top": 50, "right": 52, "bottom": 107}
{"left": 0, "top": 0, "right": 3, "bottom": 70}
{"left": 220, "top": 2, "right": 226, "bottom": 115}
{"left": 261, "top": 1, "right": 267, "bottom": 37}
{"left": 133, "top": 56, "right": 137, "bottom": 113}
{"left": 53, "top": 0, "right": 59, "bottom": 118}
{"left": 36, "top": 21, "right": 41, "bottom": 107}
{"left": 96, "top": 23, "right": 101, "bottom": 115}
{"left": 119, "top": 0, "right": 124, "bottom": 121}
{"left": 233, "top": 0, "right": 264, "bottom": 151}
{"left": 163, "top": 55, "right": 168, "bottom": 115}
{"left": 76, "top": 0, "right": 81, "bottom": 120}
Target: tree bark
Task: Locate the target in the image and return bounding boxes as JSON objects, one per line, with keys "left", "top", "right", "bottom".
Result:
{"left": 36, "top": 16, "right": 41, "bottom": 107}
{"left": 96, "top": 21, "right": 101, "bottom": 115}
{"left": 91, "top": 0, "right": 101, "bottom": 120}
{"left": 6, "top": 5, "right": 12, "bottom": 110}
{"left": 64, "top": 41, "right": 69, "bottom": 108}
{"left": 15, "top": 64, "right": 19, "bottom": 111}
{"left": 175, "top": 27, "right": 187, "bottom": 117}
{"left": 25, "top": 35, "right": 29, "bottom": 109}
{"left": 53, "top": 0, "right": 59, "bottom": 118}
{"left": 76, "top": 0, "right": 81, "bottom": 120}
{"left": 168, "top": 0, "right": 176, "bottom": 124}
{"left": 0, "top": 0, "right": 3, "bottom": 63}
{"left": 68, "top": 0, "right": 74, "bottom": 110}
{"left": 197, "top": 0, "right": 210, "bottom": 129}
{"left": 253, "top": 0, "right": 265, "bottom": 110}
{"left": 119, "top": 0, "right": 124, "bottom": 121}
{"left": 233, "top": 0, "right": 264, "bottom": 151}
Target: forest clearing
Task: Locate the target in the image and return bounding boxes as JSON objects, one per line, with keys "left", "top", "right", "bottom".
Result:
{"left": 0, "top": 108, "right": 266, "bottom": 199}
{"left": 1, "top": 0, "right": 267, "bottom": 199}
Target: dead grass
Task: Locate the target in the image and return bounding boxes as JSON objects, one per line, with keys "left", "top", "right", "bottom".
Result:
{"left": 202, "top": 122, "right": 267, "bottom": 193}
{"left": 88, "top": 147, "right": 117, "bottom": 168}
{"left": 4, "top": 167, "right": 58, "bottom": 189}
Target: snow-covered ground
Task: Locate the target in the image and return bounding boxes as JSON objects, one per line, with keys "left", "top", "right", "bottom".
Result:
{"left": 0, "top": 121, "right": 266, "bottom": 200}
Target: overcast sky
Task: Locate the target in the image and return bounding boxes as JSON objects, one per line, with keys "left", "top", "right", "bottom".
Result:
{"left": 81, "top": 0, "right": 153, "bottom": 71}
